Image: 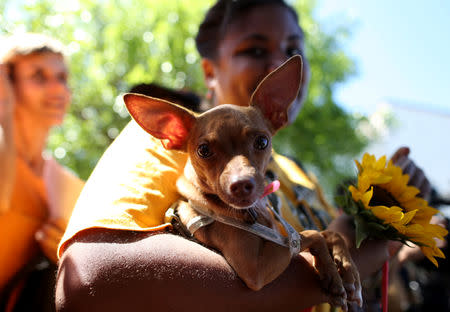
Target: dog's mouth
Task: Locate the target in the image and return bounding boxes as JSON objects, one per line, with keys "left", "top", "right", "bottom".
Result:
{"left": 204, "top": 193, "right": 257, "bottom": 210}
{"left": 228, "top": 198, "right": 257, "bottom": 210}
{"left": 218, "top": 191, "right": 261, "bottom": 210}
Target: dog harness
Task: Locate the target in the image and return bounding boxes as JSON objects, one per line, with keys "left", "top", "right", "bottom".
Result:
{"left": 166, "top": 181, "right": 301, "bottom": 256}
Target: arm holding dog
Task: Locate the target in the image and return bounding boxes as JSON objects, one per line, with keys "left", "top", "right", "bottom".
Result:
{"left": 57, "top": 229, "right": 331, "bottom": 312}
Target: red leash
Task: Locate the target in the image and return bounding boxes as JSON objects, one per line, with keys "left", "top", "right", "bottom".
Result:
{"left": 382, "top": 260, "right": 389, "bottom": 312}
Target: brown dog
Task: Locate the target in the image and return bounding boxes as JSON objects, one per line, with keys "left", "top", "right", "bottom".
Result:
{"left": 124, "top": 55, "right": 361, "bottom": 308}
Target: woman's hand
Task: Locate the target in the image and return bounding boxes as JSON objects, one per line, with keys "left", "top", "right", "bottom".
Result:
{"left": 390, "top": 147, "right": 431, "bottom": 200}
{"left": 35, "top": 218, "right": 67, "bottom": 263}
{"left": 327, "top": 214, "right": 395, "bottom": 279}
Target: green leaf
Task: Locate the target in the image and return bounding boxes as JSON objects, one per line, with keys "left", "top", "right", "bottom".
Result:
{"left": 354, "top": 216, "right": 370, "bottom": 248}
{"left": 359, "top": 209, "right": 375, "bottom": 220}
{"left": 342, "top": 199, "right": 359, "bottom": 216}
{"left": 334, "top": 195, "right": 347, "bottom": 208}
{"left": 369, "top": 221, "right": 389, "bottom": 231}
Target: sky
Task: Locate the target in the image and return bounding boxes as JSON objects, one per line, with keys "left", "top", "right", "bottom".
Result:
{"left": 314, "top": 1, "right": 450, "bottom": 199}
{"left": 315, "top": 0, "right": 450, "bottom": 115}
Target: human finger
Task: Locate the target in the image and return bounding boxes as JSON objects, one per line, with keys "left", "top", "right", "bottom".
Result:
{"left": 411, "top": 169, "right": 431, "bottom": 199}
{"left": 390, "top": 146, "right": 410, "bottom": 164}
{"left": 35, "top": 218, "right": 67, "bottom": 263}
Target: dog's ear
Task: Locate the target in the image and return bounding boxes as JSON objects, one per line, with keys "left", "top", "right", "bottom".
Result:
{"left": 124, "top": 93, "right": 196, "bottom": 150}
{"left": 250, "top": 55, "right": 303, "bottom": 133}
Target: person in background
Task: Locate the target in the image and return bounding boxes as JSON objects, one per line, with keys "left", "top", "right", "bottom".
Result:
{"left": 0, "top": 33, "right": 84, "bottom": 312}
{"left": 55, "top": 1, "right": 436, "bottom": 311}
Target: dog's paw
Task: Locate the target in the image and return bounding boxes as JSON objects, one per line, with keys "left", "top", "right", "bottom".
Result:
{"left": 321, "top": 230, "right": 362, "bottom": 308}
{"left": 300, "top": 230, "right": 347, "bottom": 308}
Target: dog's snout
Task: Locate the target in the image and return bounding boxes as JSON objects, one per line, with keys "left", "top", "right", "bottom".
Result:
{"left": 230, "top": 178, "right": 256, "bottom": 197}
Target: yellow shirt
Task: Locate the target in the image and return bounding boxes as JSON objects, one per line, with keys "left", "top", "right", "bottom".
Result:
{"left": 58, "top": 121, "right": 187, "bottom": 257}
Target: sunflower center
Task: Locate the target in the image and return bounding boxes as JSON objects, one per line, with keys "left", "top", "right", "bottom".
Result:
{"left": 369, "top": 186, "right": 401, "bottom": 207}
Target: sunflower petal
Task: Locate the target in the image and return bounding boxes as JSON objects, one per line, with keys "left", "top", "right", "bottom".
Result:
{"left": 361, "top": 188, "right": 374, "bottom": 207}
{"left": 399, "top": 210, "right": 417, "bottom": 225}
{"left": 371, "top": 205, "right": 403, "bottom": 223}
{"left": 421, "top": 246, "right": 439, "bottom": 267}
{"left": 398, "top": 186, "right": 421, "bottom": 202}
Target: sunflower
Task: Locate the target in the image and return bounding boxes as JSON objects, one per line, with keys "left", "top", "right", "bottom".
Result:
{"left": 342, "top": 153, "right": 447, "bottom": 267}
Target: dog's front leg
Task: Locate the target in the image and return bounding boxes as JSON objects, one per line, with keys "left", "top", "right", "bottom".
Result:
{"left": 201, "top": 223, "right": 292, "bottom": 291}
{"left": 300, "top": 230, "right": 347, "bottom": 309}
{"left": 320, "top": 230, "right": 362, "bottom": 306}
{"left": 300, "top": 230, "right": 362, "bottom": 310}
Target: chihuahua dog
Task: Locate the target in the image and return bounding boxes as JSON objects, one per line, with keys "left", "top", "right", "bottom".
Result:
{"left": 124, "top": 55, "right": 361, "bottom": 308}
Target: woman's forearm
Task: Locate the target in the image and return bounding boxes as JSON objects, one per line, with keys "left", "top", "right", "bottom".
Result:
{"left": 56, "top": 230, "right": 328, "bottom": 312}
{"left": 0, "top": 64, "right": 15, "bottom": 213}
{"left": 0, "top": 101, "right": 15, "bottom": 213}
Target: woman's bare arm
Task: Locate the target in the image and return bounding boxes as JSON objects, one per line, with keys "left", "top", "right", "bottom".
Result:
{"left": 56, "top": 229, "right": 329, "bottom": 312}
{"left": 0, "top": 64, "right": 15, "bottom": 213}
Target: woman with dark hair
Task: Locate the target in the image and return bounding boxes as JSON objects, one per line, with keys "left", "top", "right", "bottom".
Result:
{"left": 55, "top": 1, "right": 431, "bottom": 311}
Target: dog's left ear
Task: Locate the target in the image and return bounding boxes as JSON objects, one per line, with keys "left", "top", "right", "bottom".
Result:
{"left": 250, "top": 55, "right": 303, "bottom": 133}
{"left": 124, "top": 93, "right": 196, "bottom": 150}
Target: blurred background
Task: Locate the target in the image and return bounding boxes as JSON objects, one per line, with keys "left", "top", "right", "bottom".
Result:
{"left": 1, "top": 0, "right": 448, "bottom": 206}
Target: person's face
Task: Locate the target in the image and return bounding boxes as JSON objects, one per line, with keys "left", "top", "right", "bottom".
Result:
{"left": 203, "top": 4, "right": 309, "bottom": 124}
{"left": 12, "top": 52, "right": 71, "bottom": 126}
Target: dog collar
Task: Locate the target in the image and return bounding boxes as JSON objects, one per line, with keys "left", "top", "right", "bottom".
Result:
{"left": 186, "top": 214, "right": 215, "bottom": 234}
{"left": 188, "top": 199, "right": 301, "bottom": 256}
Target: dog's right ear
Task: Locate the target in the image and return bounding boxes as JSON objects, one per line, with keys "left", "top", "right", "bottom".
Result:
{"left": 250, "top": 55, "right": 302, "bottom": 133}
{"left": 124, "top": 93, "right": 196, "bottom": 151}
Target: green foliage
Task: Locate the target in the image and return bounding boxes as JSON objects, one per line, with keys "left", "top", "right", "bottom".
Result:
{"left": 1, "top": 0, "right": 210, "bottom": 179}
{"left": 1, "top": 0, "right": 370, "bottom": 192}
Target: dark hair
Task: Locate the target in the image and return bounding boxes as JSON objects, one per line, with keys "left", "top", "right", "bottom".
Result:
{"left": 195, "top": 0, "right": 300, "bottom": 60}
{"left": 129, "top": 83, "right": 202, "bottom": 112}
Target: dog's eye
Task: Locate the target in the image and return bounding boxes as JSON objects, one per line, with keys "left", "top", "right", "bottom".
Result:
{"left": 254, "top": 135, "right": 269, "bottom": 150}
{"left": 197, "top": 143, "right": 212, "bottom": 158}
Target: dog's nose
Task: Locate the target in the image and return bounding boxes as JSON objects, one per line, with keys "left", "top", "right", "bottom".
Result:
{"left": 230, "top": 178, "right": 256, "bottom": 197}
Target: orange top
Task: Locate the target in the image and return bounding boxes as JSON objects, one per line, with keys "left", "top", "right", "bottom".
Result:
{"left": 0, "top": 155, "right": 84, "bottom": 293}
{"left": 0, "top": 157, "right": 47, "bottom": 291}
